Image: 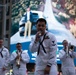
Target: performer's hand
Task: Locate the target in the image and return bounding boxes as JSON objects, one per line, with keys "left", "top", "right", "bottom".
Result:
{"left": 35, "top": 31, "right": 41, "bottom": 42}
{"left": 20, "top": 58, "right": 22, "bottom": 61}
{"left": 15, "top": 55, "right": 20, "bottom": 60}
{"left": 44, "top": 65, "right": 50, "bottom": 74}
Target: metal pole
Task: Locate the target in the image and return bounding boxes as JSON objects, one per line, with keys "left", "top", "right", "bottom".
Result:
{"left": 3, "top": 5, "right": 6, "bottom": 43}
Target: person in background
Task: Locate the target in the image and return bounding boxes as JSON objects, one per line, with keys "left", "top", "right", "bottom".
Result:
{"left": 29, "top": 18, "right": 58, "bottom": 75}
{"left": 59, "top": 40, "right": 76, "bottom": 75}
{"left": 0, "top": 38, "right": 9, "bottom": 75}
{"left": 10, "top": 43, "right": 30, "bottom": 75}
{"left": 24, "top": 7, "right": 33, "bottom": 37}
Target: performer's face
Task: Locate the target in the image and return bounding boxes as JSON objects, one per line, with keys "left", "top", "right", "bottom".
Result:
{"left": 27, "top": 7, "right": 30, "bottom": 12}
{"left": 37, "top": 21, "right": 46, "bottom": 35}
{"left": 63, "top": 40, "right": 68, "bottom": 48}
{"left": 16, "top": 44, "right": 22, "bottom": 51}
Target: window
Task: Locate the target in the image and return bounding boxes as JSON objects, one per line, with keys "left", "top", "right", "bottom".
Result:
{"left": 8, "top": 0, "right": 10, "bottom": 2}
{"left": 6, "top": 0, "right": 10, "bottom": 3}
{"left": 0, "top": 13, "right": 3, "bottom": 20}
{"left": 0, "top": 22, "right": 2, "bottom": 35}
{"left": 6, "top": 6, "right": 10, "bottom": 16}
{"left": 0, "top": 7, "right": 3, "bottom": 20}
{"left": 0, "top": 0, "right": 3, "bottom": 4}
{"left": 6, "top": 19, "right": 9, "bottom": 30}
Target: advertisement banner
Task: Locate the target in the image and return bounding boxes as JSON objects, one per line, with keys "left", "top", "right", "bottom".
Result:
{"left": 10, "top": 0, "right": 76, "bottom": 64}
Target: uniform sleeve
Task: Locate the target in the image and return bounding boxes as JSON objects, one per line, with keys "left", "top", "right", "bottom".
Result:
{"left": 21, "top": 51, "right": 30, "bottom": 63}
{"left": 5, "top": 49, "right": 10, "bottom": 62}
{"left": 29, "top": 37, "right": 39, "bottom": 53}
{"left": 69, "top": 50, "right": 76, "bottom": 58}
{"left": 10, "top": 52, "right": 17, "bottom": 64}
{"left": 47, "top": 34, "right": 57, "bottom": 66}
{"left": 4, "top": 48, "right": 10, "bottom": 68}
{"left": 59, "top": 50, "right": 67, "bottom": 61}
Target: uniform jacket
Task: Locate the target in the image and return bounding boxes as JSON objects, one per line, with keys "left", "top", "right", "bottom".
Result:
{"left": 10, "top": 50, "right": 30, "bottom": 70}
{"left": 59, "top": 49, "right": 76, "bottom": 68}
{"left": 0, "top": 46, "right": 9, "bottom": 75}
{"left": 0, "top": 46, "right": 9, "bottom": 69}
{"left": 29, "top": 31, "right": 57, "bottom": 70}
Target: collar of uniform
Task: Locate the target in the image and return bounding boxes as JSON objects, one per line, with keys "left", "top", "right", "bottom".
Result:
{"left": 17, "top": 49, "right": 22, "bottom": 53}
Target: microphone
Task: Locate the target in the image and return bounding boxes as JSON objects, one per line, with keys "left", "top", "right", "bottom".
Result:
{"left": 39, "top": 33, "right": 41, "bottom": 36}
{"left": 38, "top": 31, "right": 42, "bottom": 42}
{"left": 35, "top": 31, "right": 42, "bottom": 43}
{"left": 38, "top": 31, "right": 41, "bottom": 38}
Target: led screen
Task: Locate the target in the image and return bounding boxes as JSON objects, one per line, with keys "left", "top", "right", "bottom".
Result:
{"left": 10, "top": 0, "right": 76, "bottom": 64}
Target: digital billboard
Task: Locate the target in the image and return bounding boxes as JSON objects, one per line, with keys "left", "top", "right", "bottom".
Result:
{"left": 10, "top": 0, "right": 76, "bottom": 64}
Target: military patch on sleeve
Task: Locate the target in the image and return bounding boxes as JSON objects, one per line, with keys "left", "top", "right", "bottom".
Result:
{"left": 44, "top": 36, "right": 50, "bottom": 39}
{"left": 52, "top": 41, "right": 56, "bottom": 46}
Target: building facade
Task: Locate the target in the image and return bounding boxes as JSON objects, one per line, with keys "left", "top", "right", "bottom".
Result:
{"left": 0, "top": 0, "right": 12, "bottom": 48}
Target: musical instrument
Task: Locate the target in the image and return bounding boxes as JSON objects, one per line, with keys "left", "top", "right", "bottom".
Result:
{"left": 66, "top": 43, "right": 75, "bottom": 56}
{"left": 16, "top": 51, "right": 21, "bottom": 68}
